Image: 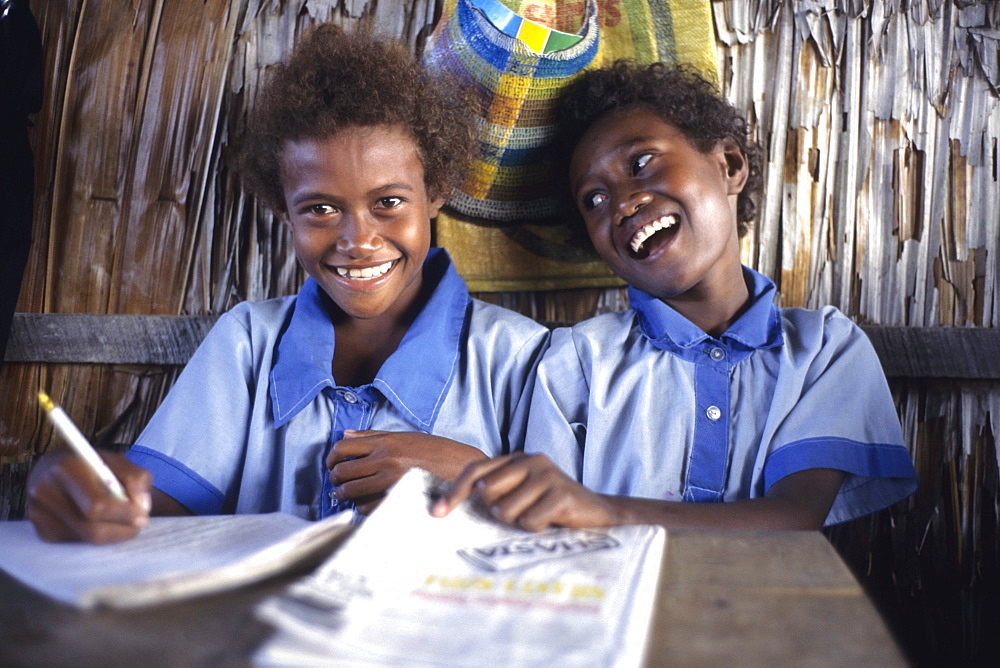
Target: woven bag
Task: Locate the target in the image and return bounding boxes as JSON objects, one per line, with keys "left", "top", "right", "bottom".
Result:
{"left": 424, "top": 0, "right": 717, "bottom": 290}
{"left": 424, "top": 0, "right": 599, "bottom": 224}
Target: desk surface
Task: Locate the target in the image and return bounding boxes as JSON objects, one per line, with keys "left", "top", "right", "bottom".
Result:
{"left": 0, "top": 529, "right": 906, "bottom": 667}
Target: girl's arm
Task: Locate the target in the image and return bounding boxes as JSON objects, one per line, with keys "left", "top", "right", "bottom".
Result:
{"left": 433, "top": 453, "right": 845, "bottom": 532}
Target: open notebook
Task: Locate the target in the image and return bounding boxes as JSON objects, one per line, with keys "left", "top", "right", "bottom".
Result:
{"left": 0, "top": 511, "right": 353, "bottom": 609}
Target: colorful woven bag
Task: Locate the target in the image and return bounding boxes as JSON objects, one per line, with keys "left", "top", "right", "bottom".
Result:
{"left": 424, "top": 0, "right": 600, "bottom": 224}
{"left": 424, "top": 0, "right": 718, "bottom": 291}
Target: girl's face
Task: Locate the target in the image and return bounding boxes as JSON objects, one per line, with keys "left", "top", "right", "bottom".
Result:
{"left": 280, "top": 125, "right": 442, "bottom": 325}
{"left": 569, "top": 106, "right": 747, "bottom": 307}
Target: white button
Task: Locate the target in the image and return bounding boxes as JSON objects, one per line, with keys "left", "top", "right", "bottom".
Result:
{"left": 709, "top": 347, "right": 725, "bottom": 361}
{"left": 706, "top": 405, "right": 722, "bottom": 421}
{"left": 337, "top": 390, "right": 358, "bottom": 404}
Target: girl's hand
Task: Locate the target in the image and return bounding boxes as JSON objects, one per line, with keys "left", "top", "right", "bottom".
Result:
{"left": 431, "top": 452, "right": 621, "bottom": 531}
{"left": 327, "top": 430, "right": 488, "bottom": 515}
{"left": 26, "top": 449, "right": 153, "bottom": 544}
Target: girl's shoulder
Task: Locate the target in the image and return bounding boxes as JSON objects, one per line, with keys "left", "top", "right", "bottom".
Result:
{"left": 219, "top": 293, "right": 298, "bottom": 327}
{"left": 469, "top": 299, "right": 550, "bottom": 337}
{"left": 203, "top": 294, "right": 300, "bottom": 350}
{"left": 544, "top": 309, "right": 638, "bottom": 362}
{"left": 779, "top": 304, "right": 861, "bottom": 346}
{"left": 778, "top": 304, "right": 879, "bottom": 370}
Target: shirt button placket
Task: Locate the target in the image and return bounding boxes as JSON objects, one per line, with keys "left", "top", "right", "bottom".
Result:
{"left": 323, "top": 388, "right": 370, "bottom": 518}
{"left": 705, "top": 347, "right": 726, "bottom": 424}
{"left": 685, "top": 344, "right": 730, "bottom": 503}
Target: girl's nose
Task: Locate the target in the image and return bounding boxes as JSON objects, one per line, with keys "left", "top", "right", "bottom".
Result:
{"left": 615, "top": 190, "right": 653, "bottom": 223}
{"left": 336, "top": 215, "right": 382, "bottom": 256}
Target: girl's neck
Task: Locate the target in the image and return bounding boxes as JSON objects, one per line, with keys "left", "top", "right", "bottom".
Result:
{"left": 664, "top": 268, "right": 751, "bottom": 339}
{"left": 332, "top": 318, "right": 409, "bottom": 387}
{"left": 329, "top": 278, "right": 429, "bottom": 387}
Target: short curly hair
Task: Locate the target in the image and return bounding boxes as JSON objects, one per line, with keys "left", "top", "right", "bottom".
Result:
{"left": 551, "top": 60, "right": 764, "bottom": 237}
{"left": 239, "top": 23, "right": 475, "bottom": 213}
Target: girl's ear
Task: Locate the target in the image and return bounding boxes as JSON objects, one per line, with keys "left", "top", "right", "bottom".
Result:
{"left": 719, "top": 137, "right": 749, "bottom": 195}
{"left": 428, "top": 195, "right": 447, "bottom": 219}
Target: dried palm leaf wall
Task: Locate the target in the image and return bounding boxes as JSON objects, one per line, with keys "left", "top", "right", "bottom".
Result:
{"left": 1, "top": 0, "right": 998, "bottom": 663}
{"left": 715, "top": 2, "right": 999, "bottom": 664}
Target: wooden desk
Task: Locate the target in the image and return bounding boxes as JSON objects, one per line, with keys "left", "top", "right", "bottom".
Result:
{"left": 0, "top": 530, "right": 906, "bottom": 666}
{"left": 647, "top": 530, "right": 907, "bottom": 666}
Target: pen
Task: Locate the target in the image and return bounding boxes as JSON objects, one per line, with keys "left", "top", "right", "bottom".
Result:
{"left": 37, "top": 391, "right": 130, "bottom": 501}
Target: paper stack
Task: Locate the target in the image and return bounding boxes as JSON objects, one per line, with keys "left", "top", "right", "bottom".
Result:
{"left": 255, "top": 468, "right": 666, "bottom": 666}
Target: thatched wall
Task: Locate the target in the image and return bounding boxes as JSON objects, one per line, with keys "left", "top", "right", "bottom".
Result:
{"left": 1, "top": 0, "right": 997, "bottom": 663}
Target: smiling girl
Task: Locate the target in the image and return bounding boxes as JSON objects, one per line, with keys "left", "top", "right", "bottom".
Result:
{"left": 26, "top": 24, "right": 549, "bottom": 543}
{"left": 436, "top": 61, "right": 917, "bottom": 532}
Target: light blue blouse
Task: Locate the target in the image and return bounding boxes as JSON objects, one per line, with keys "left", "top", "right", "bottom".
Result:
{"left": 524, "top": 266, "right": 917, "bottom": 526}
{"left": 127, "top": 249, "right": 549, "bottom": 519}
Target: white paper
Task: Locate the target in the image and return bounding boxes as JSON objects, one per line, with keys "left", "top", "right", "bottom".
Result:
{"left": 0, "top": 512, "right": 352, "bottom": 609}
{"left": 255, "top": 469, "right": 666, "bottom": 666}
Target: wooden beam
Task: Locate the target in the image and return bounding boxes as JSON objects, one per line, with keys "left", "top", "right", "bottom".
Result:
{"left": 4, "top": 313, "right": 1000, "bottom": 379}
{"left": 858, "top": 325, "right": 1000, "bottom": 380}
{"left": 3, "top": 313, "right": 218, "bottom": 366}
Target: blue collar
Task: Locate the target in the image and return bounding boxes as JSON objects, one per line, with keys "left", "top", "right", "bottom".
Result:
{"left": 269, "top": 248, "right": 469, "bottom": 430}
{"left": 629, "top": 266, "right": 784, "bottom": 354}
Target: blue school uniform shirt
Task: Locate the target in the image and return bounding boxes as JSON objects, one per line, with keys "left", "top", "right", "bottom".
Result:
{"left": 524, "top": 266, "right": 917, "bottom": 526}
{"left": 127, "top": 248, "right": 549, "bottom": 520}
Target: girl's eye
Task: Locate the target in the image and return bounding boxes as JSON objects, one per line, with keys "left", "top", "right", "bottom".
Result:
{"left": 583, "top": 191, "right": 607, "bottom": 210}
{"left": 307, "top": 204, "right": 335, "bottom": 216}
{"left": 377, "top": 196, "right": 403, "bottom": 209}
{"left": 631, "top": 152, "right": 652, "bottom": 175}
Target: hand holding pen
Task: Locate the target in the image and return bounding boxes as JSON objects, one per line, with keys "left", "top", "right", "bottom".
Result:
{"left": 26, "top": 391, "right": 153, "bottom": 544}
{"left": 37, "top": 391, "right": 129, "bottom": 501}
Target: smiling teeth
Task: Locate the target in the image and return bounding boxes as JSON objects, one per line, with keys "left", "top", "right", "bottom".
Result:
{"left": 336, "top": 261, "right": 393, "bottom": 279}
{"left": 630, "top": 214, "right": 679, "bottom": 254}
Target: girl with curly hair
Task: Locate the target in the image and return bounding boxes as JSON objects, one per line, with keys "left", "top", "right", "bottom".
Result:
{"left": 437, "top": 61, "right": 916, "bottom": 532}
{"left": 26, "top": 24, "right": 549, "bottom": 543}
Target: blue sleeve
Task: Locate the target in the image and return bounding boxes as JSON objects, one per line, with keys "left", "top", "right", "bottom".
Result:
{"left": 765, "top": 437, "right": 917, "bottom": 524}
{"left": 523, "top": 327, "right": 589, "bottom": 479}
{"left": 125, "top": 307, "right": 259, "bottom": 514}
{"left": 500, "top": 325, "right": 551, "bottom": 455}
{"left": 127, "top": 445, "right": 224, "bottom": 514}
{"left": 761, "top": 309, "right": 917, "bottom": 525}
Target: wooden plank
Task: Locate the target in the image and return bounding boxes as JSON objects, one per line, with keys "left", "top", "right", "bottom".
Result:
{"left": 859, "top": 324, "right": 1000, "bottom": 380}
{"left": 658, "top": 529, "right": 859, "bottom": 590}
{"left": 648, "top": 530, "right": 907, "bottom": 666}
{"left": 3, "top": 313, "right": 218, "bottom": 365}
{"left": 4, "top": 314, "right": 1000, "bottom": 379}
